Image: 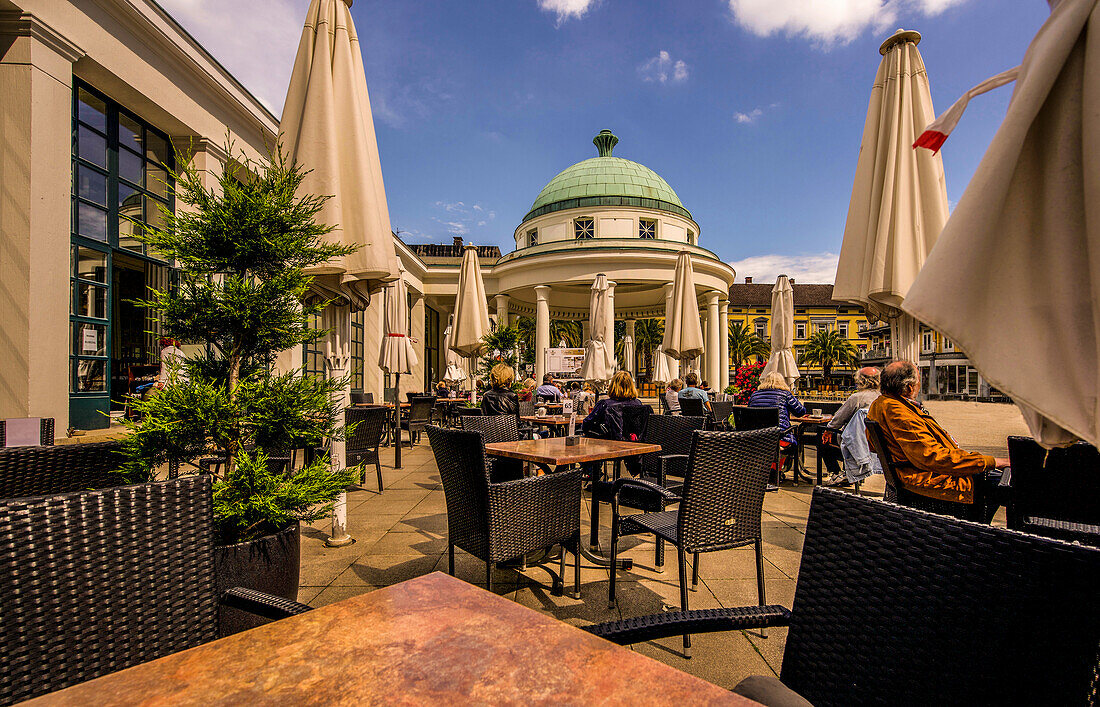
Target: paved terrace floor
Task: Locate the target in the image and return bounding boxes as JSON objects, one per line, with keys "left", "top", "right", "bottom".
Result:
{"left": 297, "top": 401, "right": 1030, "bottom": 689}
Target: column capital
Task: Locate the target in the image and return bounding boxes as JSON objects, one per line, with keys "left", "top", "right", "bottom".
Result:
{"left": 0, "top": 12, "right": 85, "bottom": 63}
{"left": 534, "top": 285, "right": 551, "bottom": 300}
{"left": 704, "top": 290, "right": 721, "bottom": 306}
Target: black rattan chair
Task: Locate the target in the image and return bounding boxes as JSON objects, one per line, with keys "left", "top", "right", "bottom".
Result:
{"left": 425, "top": 425, "right": 581, "bottom": 597}
{"left": 345, "top": 406, "right": 387, "bottom": 493}
{"left": 866, "top": 419, "right": 993, "bottom": 523}
{"left": 608, "top": 427, "right": 785, "bottom": 656}
{"left": 589, "top": 415, "right": 707, "bottom": 564}
{"left": 0, "top": 475, "right": 311, "bottom": 704}
{"left": 0, "top": 417, "right": 54, "bottom": 447}
{"left": 459, "top": 414, "right": 524, "bottom": 482}
{"left": 400, "top": 396, "right": 435, "bottom": 447}
{"left": 732, "top": 406, "right": 796, "bottom": 484}
{"left": 0, "top": 440, "right": 125, "bottom": 499}
{"left": 1006, "top": 435, "right": 1100, "bottom": 545}
{"left": 709, "top": 400, "right": 734, "bottom": 431}
{"left": 658, "top": 392, "right": 672, "bottom": 415}
{"left": 678, "top": 397, "right": 707, "bottom": 418}
{"left": 349, "top": 391, "right": 374, "bottom": 406}
{"left": 587, "top": 487, "right": 1100, "bottom": 706}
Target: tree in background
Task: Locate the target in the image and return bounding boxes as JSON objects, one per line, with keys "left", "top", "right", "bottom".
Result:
{"left": 478, "top": 324, "right": 520, "bottom": 381}
{"left": 729, "top": 322, "right": 771, "bottom": 369}
{"left": 799, "top": 330, "right": 859, "bottom": 386}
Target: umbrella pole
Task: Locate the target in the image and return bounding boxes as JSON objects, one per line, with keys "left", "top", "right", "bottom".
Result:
{"left": 326, "top": 350, "right": 354, "bottom": 547}
{"left": 394, "top": 372, "right": 402, "bottom": 469}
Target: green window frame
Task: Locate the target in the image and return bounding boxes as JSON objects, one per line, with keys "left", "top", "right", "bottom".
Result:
{"left": 574, "top": 217, "right": 594, "bottom": 240}
{"left": 350, "top": 308, "right": 364, "bottom": 391}
{"left": 303, "top": 311, "right": 326, "bottom": 379}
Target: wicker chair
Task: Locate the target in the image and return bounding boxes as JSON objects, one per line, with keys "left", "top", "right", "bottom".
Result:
{"left": 345, "top": 406, "right": 387, "bottom": 492}
{"left": 399, "top": 396, "right": 435, "bottom": 447}
{"left": 425, "top": 425, "right": 581, "bottom": 597}
{"left": 732, "top": 406, "right": 795, "bottom": 484}
{"left": 0, "top": 417, "right": 54, "bottom": 447}
{"left": 589, "top": 415, "right": 707, "bottom": 564}
{"left": 588, "top": 487, "right": 1100, "bottom": 706}
{"left": 1006, "top": 436, "right": 1100, "bottom": 545}
{"left": 678, "top": 397, "right": 707, "bottom": 418}
{"left": 459, "top": 414, "right": 524, "bottom": 482}
{"left": 0, "top": 475, "right": 311, "bottom": 703}
{"left": 865, "top": 419, "right": 994, "bottom": 523}
{"left": 657, "top": 392, "right": 672, "bottom": 415}
{"left": 608, "top": 427, "right": 785, "bottom": 656}
{"left": 0, "top": 440, "right": 125, "bottom": 499}
{"left": 349, "top": 391, "right": 374, "bottom": 405}
{"left": 709, "top": 400, "right": 734, "bottom": 431}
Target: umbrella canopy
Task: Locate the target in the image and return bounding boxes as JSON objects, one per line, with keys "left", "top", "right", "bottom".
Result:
{"left": 449, "top": 245, "right": 491, "bottom": 359}
{"left": 280, "top": 0, "right": 398, "bottom": 305}
{"left": 833, "top": 29, "right": 948, "bottom": 366}
{"left": 440, "top": 314, "right": 466, "bottom": 383}
{"left": 651, "top": 344, "right": 673, "bottom": 386}
{"left": 580, "top": 274, "right": 617, "bottom": 381}
{"left": 378, "top": 273, "right": 417, "bottom": 374}
{"left": 662, "top": 251, "right": 705, "bottom": 365}
{"left": 904, "top": 0, "right": 1100, "bottom": 448}
{"left": 761, "top": 275, "right": 800, "bottom": 386}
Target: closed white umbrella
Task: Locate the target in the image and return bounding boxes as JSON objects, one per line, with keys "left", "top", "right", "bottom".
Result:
{"left": 379, "top": 272, "right": 417, "bottom": 468}
{"left": 761, "top": 275, "right": 800, "bottom": 386}
{"left": 441, "top": 314, "right": 466, "bottom": 383}
{"left": 450, "top": 245, "right": 491, "bottom": 401}
{"left": 280, "top": 0, "right": 399, "bottom": 547}
{"left": 662, "top": 251, "right": 706, "bottom": 371}
{"left": 651, "top": 344, "right": 673, "bottom": 385}
{"left": 905, "top": 0, "right": 1100, "bottom": 448}
{"left": 833, "top": 29, "right": 947, "bottom": 367}
{"left": 580, "top": 274, "right": 617, "bottom": 382}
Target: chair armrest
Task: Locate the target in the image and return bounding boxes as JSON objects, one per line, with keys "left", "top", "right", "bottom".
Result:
{"left": 610, "top": 477, "right": 679, "bottom": 516}
{"left": 220, "top": 587, "right": 313, "bottom": 621}
{"left": 584, "top": 605, "right": 791, "bottom": 645}
{"left": 657, "top": 453, "right": 689, "bottom": 485}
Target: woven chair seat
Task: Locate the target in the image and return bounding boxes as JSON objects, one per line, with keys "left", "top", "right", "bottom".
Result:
{"left": 620, "top": 509, "right": 679, "bottom": 542}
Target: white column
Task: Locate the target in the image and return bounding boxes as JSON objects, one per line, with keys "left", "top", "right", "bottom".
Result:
{"left": 662, "top": 283, "right": 679, "bottom": 380}
{"left": 624, "top": 319, "right": 636, "bottom": 378}
{"left": 324, "top": 304, "right": 353, "bottom": 547}
{"left": 534, "top": 286, "right": 551, "bottom": 382}
{"left": 494, "top": 293, "right": 510, "bottom": 330}
{"left": 606, "top": 280, "right": 617, "bottom": 370}
{"left": 705, "top": 291, "right": 721, "bottom": 390}
{"left": 719, "top": 299, "right": 730, "bottom": 391}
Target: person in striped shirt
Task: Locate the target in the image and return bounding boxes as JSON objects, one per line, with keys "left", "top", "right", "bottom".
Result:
{"left": 748, "top": 372, "right": 807, "bottom": 478}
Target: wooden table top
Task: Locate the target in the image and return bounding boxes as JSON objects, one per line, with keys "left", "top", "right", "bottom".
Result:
{"left": 29, "top": 573, "right": 751, "bottom": 706}
{"left": 520, "top": 415, "right": 573, "bottom": 425}
{"left": 484, "top": 437, "right": 662, "bottom": 466}
{"left": 790, "top": 415, "right": 833, "bottom": 424}
{"left": 381, "top": 402, "right": 411, "bottom": 408}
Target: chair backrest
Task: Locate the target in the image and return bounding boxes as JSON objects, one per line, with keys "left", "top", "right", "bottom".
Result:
{"left": 782, "top": 488, "right": 1100, "bottom": 706}
{"left": 863, "top": 418, "right": 904, "bottom": 492}
{"left": 806, "top": 401, "right": 843, "bottom": 416}
{"left": 709, "top": 400, "right": 734, "bottom": 427}
{"left": 460, "top": 414, "right": 520, "bottom": 444}
{"left": 730, "top": 405, "right": 778, "bottom": 431}
{"left": 0, "top": 440, "right": 126, "bottom": 499}
{"left": 1007, "top": 435, "right": 1100, "bottom": 529}
{"left": 638, "top": 415, "right": 706, "bottom": 480}
{"left": 349, "top": 391, "right": 374, "bottom": 406}
{"left": 0, "top": 418, "right": 54, "bottom": 447}
{"left": 458, "top": 407, "right": 484, "bottom": 417}
{"left": 678, "top": 397, "right": 707, "bottom": 418}
{"left": 518, "top": 399, "right": 535, "bottom": 418}
{"left": 537, "top": 393, "right": 557, "bottom": 403}
{"left": 0, "top": 475, "right": 218, "bottom": 702}
{"left": 344, "top": 406, "right": 387, "bottom": 452}
{"left": 425, "top": 426, "right": 490, "bottom": 556}
{"left": 408, "top": 396, "right": 435, "bottom": 423}
{"left": 621, "top": 404, "right": 652, "bottom": 441}
{"left": 658, "top": 392, "right": 671, "bottom": 414}
{"left": 677, "top": 427, "right": 785, "bottom": 552}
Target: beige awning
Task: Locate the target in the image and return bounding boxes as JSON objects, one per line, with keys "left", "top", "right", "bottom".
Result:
{"left": 280, "top": 0, "right": 398, "bottom": 303}
{"left": 662, "top": 251, "right": 705, "bottom": 364}
{"left": 904, "top": 0, "right": 1100, "bottom": 448}
{"left": 449, "top": 245, "right": 490, "bottom": 359}
{"left": 378, "top": 273, "right": 417, "bottom": 375}
{"left": 580, "top": 274, "right": 616, "bottom": 381}
{"left": 833, "top": 29, "right": 948, "bottom": 364}
{"left": 761, "top": 275, "right": 800, "bottom": 386}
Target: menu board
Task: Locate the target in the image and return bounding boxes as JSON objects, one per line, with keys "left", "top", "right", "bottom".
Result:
{"left": 545, "top": 347, "right": 585, "bottom": 379}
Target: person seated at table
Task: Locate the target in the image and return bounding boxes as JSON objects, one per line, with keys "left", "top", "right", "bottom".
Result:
{"left": 677, "top": 372, "right": 709, "bottom": 405}
{"left": 700, "top": 379, "right": 712, "bottom": 393}
{"left": 481, "top": 364, "right": 519, "bottom": 416}
{"left": 867, "top": 361, "right": 1008, "bottom": 520}
{"left": 582, "top": 371, "right": 645, "bottom": 442}
{"left": 822, "top": 367, "right": 881, "bottom": 487}
{"left": 536, "top": 374, "right": 564, "bottom": 402}
{"left": 518, "top": 378, "right": 537, "bottom": 402}
{"left": 748, "top": 371, "right": 807, "bottom": 473}
{"left": 435, "top": 381, "right": 452, "bottom": 398}
{"left": 569, "top": 380, "right": 595, "bottom": 415}
{"left": 665, "top": 378, "right": 684, "bottom": 414}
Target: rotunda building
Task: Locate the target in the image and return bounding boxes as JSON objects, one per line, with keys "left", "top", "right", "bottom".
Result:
{"left": 489, "top": 130, "right": 736, "bottom": 388}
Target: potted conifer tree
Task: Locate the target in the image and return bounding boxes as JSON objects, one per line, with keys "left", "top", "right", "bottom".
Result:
{"left": 119, "top": 144, "right": 355, "bottom": 633}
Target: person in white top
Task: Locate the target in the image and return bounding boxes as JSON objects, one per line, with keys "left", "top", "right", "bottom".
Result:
{"left": 156, "top": 338, "right": 187, "bottom": 389}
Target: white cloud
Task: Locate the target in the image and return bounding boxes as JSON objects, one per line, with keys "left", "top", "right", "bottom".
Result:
{"left": 734, "top": 108, "right": 763, "bottom": 124}
{"left": 638, "top": 51, "right": 689, "bottom": 84}
{"left": 727, "top": 0, "right": 967, "bottom": 47}
{"left": 538, "top": 0, "right": 599, "bottom": 25}
{"left": 431, "top": 201, "right": 495, "bottom": 237}
{"left": 728, "top": 252, "right": 840, "bottom": 285}
{"left": 157, "top": 0, "right": 308, "bottom": 115}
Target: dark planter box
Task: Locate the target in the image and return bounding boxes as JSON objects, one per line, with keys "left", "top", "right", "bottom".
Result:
{"left": 214, "top": 521, "right": 300, "bottom": 637}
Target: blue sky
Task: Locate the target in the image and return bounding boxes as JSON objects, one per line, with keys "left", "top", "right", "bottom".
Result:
{"left": 158, "top": 0, "right": 1048, "bottom": 283}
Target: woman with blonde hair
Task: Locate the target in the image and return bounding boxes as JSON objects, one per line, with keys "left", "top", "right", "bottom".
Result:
{"left": 481, "top": 363, "right": 518, "bottom": 416}
{"left": 581, "top": 371, "right": 645, "bottom": 441}
{"left": 518, "top": 377, "right": 537, "bottom": 402}
{"left": 748, "top": 371, "right": 807, "bottom": 474}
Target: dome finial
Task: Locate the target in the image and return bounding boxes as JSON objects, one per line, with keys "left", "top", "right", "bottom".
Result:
{"left": 593, "top": 129, "right": 618, "bottom": 157}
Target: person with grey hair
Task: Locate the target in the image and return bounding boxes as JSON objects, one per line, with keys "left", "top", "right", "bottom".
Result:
{"left": 868, "top": 360, "right": 1008, "bottom": 520}
{"left": 822, "top": 367, "right": 881, "bottom": 486}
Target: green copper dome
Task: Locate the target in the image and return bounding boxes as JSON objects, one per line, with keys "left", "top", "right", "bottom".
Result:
{"left": 523, "top": 130, "right": 691, "bottom": 222}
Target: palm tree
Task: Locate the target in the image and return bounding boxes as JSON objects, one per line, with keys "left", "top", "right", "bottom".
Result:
{"left": 799, "top": 330, "right": 859, "bottom": 385}
{"left": 633, "top": 318, "right": 664, "bottom": 379}
{"left": 551, "top": 320, "right": 582, "bottom": 347}
{"left": 728, "top": 322, "right": 771, "bottom": 369}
